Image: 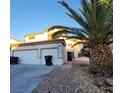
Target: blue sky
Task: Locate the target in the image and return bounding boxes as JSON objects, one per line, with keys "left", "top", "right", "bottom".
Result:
{"left": 11, "top": 0, "right": 81, "bottom": 40}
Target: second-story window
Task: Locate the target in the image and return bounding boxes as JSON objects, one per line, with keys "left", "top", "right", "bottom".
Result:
{"left": 29, "top": 36, "right": 35, "bottom": 40}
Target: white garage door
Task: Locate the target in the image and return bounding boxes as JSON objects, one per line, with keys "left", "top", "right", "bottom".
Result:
{"left": 13, "top": 49, "right": 39, "bottom": 64}
{"left": 41, "top": 48, "right": 58, "bottom": 65}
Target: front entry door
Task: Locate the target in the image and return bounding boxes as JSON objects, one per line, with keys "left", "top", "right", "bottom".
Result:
{"left": 67, "top": 52, "right": 72, "bottom": 61}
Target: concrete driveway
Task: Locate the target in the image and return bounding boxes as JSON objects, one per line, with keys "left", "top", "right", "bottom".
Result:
{"left": 10, "top": 64, "right": 57, "bottom": 93}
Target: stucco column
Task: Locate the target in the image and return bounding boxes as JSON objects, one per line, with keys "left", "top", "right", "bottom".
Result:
{"left": 38, "top": 48, "right": 41, "bottom": 64}
{"left": 58, "top": 44, "right": 64, "bottom": 58}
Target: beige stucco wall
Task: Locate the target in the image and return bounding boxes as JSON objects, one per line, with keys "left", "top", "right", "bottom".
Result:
{"left": 25, "top": 32, "right": 48, "bottom": 42}
{"left": 65, "top": 39, "right": 84, "bottom": 59}
{"left": 10, "top": 38, "right": 20, "bottom": 44}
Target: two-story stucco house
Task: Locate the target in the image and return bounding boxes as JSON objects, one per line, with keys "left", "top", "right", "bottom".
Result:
{"left": 10, "top": 26, "right": 89, "bottom": 65}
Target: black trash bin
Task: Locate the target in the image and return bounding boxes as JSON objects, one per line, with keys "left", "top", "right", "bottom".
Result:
{"left": 10, "top": 57, "right": 13, "bottom": 64}
{"left": 14, "top": 57, "right": 18, "bottom": 64}
{"left": 45, "top": 55, "right": 53, "bottom": 66}
{"left": 10, "top": 56, "right": 19, "bottom": 64}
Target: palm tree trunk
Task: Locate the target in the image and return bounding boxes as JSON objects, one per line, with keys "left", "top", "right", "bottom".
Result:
{"left": 89, "top": 44, "right": 113, "bottom": 77}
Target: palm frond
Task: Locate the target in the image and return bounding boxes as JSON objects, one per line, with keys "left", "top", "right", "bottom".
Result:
{"left": 51, "top": 30, "right": 76, "bottom": 39}
{"left": 66, "top": 36, "right": 87, "bottom": 40}
{"left": 51, "top": 29, "right": 88, "bottom": 40}
{"left": 48, "top": 25, "right": 70, "bottom": 31}
{"left": 58, "top": 1, "right": 88, "bottom": 29}
{"left": 71, "top": 41, "right": 86, "bottom": 48}
{"left": 56, "top": 0, "right": 113, "bottom": 46}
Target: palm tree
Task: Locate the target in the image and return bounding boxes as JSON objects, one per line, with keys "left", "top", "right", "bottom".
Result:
{"left": 49, "top": 0, "right": 113, "bottom": 77}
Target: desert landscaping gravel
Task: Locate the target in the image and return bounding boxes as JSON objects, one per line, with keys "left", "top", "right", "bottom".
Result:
{"left": 31, "top": 64, "right": 113, "bottom": 93}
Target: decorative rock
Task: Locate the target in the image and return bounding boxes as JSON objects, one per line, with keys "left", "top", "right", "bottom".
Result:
{"left": 31, "top": 65, "right": 112, "bottom": 93}
{"left": 106, "top": 78, "right": 113, "bottom": 86}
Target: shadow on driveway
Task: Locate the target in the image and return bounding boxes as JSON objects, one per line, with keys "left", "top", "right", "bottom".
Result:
{"left": 10, "top": 64, "right": 58, "bottom": 93}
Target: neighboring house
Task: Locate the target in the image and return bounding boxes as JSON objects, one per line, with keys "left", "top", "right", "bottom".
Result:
{"left": 10, "top": 37, "right": 25, "bottom": 44}
{"left": 10, "top": 26, "right": 89, "bottom": 65}
{"left": 10, "top": 37, "right": 25, "bottom": 56}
